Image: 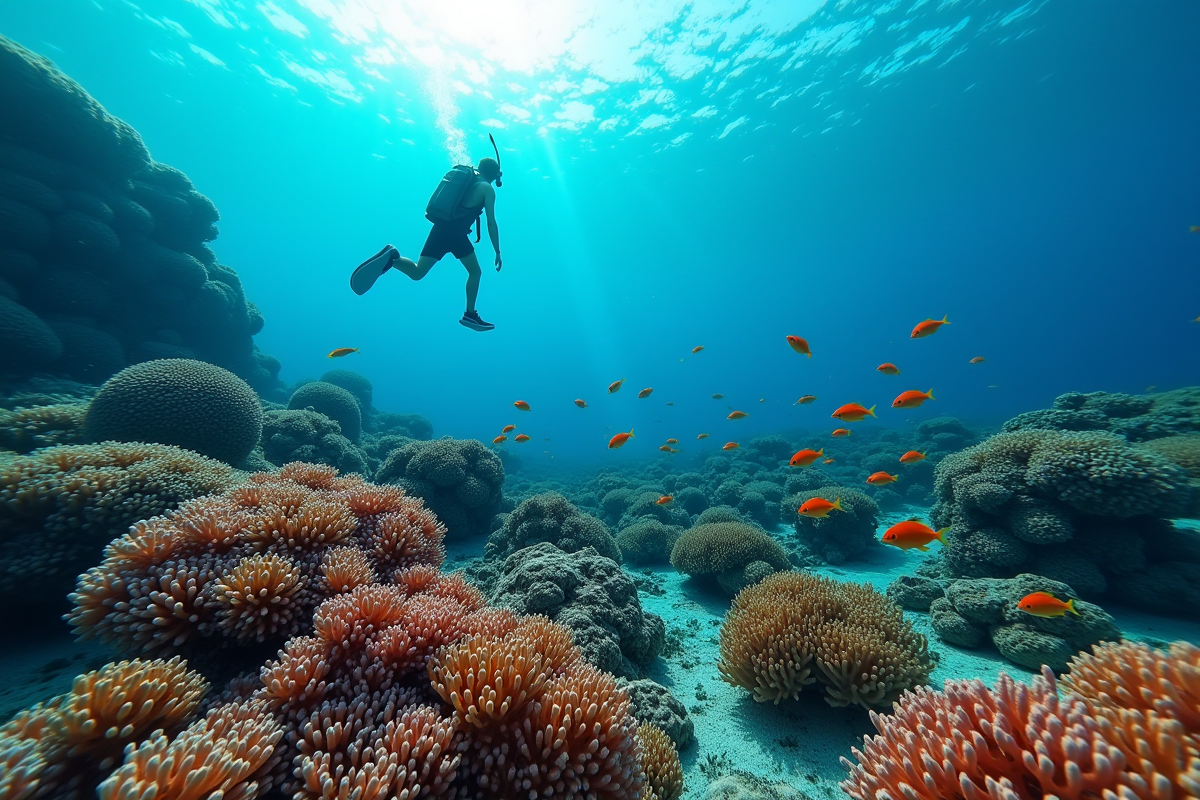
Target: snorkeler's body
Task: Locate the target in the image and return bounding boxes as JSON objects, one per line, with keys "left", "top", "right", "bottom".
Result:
{"left": 351, "top": 157, "right": 502, "bottom": 332}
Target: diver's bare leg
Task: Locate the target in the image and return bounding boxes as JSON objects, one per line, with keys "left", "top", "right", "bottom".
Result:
{"left": 392, "top": 254, "right": 436, "bottom": 281}
{"left": 459, "top": 252, "right": 483, "bottom": 314}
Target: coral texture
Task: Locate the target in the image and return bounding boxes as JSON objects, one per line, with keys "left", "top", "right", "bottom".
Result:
{"left": 637, "top": 723, "right": 684, "bottom": 800}
{"left": 84, "top": 359, "right": 263, "bottom": 464}
{"left": 0, "top": 402, "right": 87, "bottom": 452}
{"left": 260, "top": 408, "right": 369, "bottom": 476}
{"left": 617, "top": 517, "right": 685, "bottom": 566}
{"left": 785, "top": 486, "right": 881, "bottom": 565}
{"left": 719, "top": 571, "right": 933, "bottom": 708}
{"left": 486, "top": 491, "right": 621, "bottom": 562}
{"left": 287, "top": 381, "right": 362, "bottom": 442}
{"left": 0, "top": 442, "right": 241, "bottom": 607}
{"left": 670, "top": 521, "right": 790, "bottom": 592}
{"left": 377, "top": 436, "right": 505, "bottom": 538}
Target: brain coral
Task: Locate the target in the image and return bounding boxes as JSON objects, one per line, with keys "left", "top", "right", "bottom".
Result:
{"left": 376, "top": 436, "right": 505, "bottom": 538}
{"left": 84, "top": 359, "right": 263, "bottom": 464}
{"left": 487, "top": 491, "right": 621, "bottom": 562}
{"left": 288, "top": 380, "right": 362, "bottom": 442}
{"left": 319, "top": 368, "right": 372, "bottom": 410}
{"left": 719, "top": 571, "right": 933, "bottom": 709}
{"left": 786, "top": 486, "right": 880, "bottom": 565}
{"left": 671, "top": 521, "right": 790, "bottom": 592}
{"left": 0, "top": 442, "right": 242, "bottom": 609}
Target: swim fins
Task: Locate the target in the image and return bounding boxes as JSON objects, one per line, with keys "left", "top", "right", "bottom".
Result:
{"left": 350, "top": 244, "right": 397, "bottom": 295}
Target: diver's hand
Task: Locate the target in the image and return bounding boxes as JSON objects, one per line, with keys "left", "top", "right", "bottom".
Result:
{"left": 495, "top": 253, "right": 503, "bottom": 272}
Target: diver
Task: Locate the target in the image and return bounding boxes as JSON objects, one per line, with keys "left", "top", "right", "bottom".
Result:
{"left": 351, "top": 135, "right": 504, "bottom": 332}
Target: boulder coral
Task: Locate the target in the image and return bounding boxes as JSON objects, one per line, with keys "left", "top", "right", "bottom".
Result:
{"left": 0, "top": 442, "right": 242, "bottom": 610}
{"left": 486, "top": 491, "right": 621, "bottom": 562}
{"left": 377, "top": 436, "right": 505, "bottom": 539}
{"left": 616, "top": 516, "right": 685, "bottom": 566}
{"left": 841, "top": 639, "right": 1200, "bottom": 800}
{"left": 0, "top": 36, "right": 281, "bottom": 390}
{"left": 318, "top": 368, "right": 373, "bottom": 410}
{"left": 84, "top": 359, "right": 263, "bottom": 465}
{"left": 287, "top": 380, "right": 362, "bottom": 443}
{"left": 929, "top": 428, "right": 1199, "bottom": 614}
{"left": 260, "top": 407, "right": 369, "bottom": 476}
{"left": 671, "top": 521, "right": 790, "bottom": 594}
{"left": 719, "top": 571, "right": 934, "bottom": 709}
{"left": 1004, "top": 387, "right": 1200, "bottom": 442}
{"left": 785, "top": 486, "right": 881, "bottom": 565}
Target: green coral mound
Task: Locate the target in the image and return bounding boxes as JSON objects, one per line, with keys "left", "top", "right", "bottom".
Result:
{"left": 84, "top": 359, "right": 263, "bottom": 465}
{"left": 486, "top": 491, "right": 620, "bottom": 562}
{"left": 616, "top": 516, "right": 684, "bottom": 566}
{"left": 287, "top": 381, "right": 362, "bottom": 442}
{"left": 319, "top": 369, "right": 372, "bottom": 410}
{"left": 377, "top": 436, "right": 504, "bottom": 538}
{"left": 0, "top": 442, "right": 242, "bottom": 606}
{"left": 670, "top": 522, "right": 790, "bottom": 588}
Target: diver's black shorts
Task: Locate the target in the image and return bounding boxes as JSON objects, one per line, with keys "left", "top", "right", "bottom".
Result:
{"left": 420, "top": 223, "right": 474, "bottom": 261}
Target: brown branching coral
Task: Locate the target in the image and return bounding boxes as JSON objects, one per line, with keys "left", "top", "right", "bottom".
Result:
{"left": 0, "top": 442, "right": 241, "bottom": 605}
{"left": 637, "top": 723, "right": 684, "bottom": 800}
{"left": 719, "top": 571, "right": 933, "bottom": 708}
{"left": 68, "top": 465, "right": 446, "bottom": 659}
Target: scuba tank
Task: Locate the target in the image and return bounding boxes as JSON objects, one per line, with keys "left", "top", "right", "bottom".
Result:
{"left": 424, "top": 164, "right": 480, "bottom": 225}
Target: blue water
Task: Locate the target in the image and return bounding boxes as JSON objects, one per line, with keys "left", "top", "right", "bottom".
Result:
{"left": 4, "top": 0, "right": 1197, "bottom": 470}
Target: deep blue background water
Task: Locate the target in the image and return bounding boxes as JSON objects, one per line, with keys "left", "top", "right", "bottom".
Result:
{"left": 2, "top": 1, "right": 1197, "bottom": 469}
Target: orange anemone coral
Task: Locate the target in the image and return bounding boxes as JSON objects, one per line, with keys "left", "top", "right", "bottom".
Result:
{"left": 638, "top": 723, "right": 684, "bottom": 800}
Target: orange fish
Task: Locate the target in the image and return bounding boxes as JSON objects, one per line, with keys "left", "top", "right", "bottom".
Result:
{"left": 877, "top": 363, "right": 901, "bottom": 375}
{"left": 638, "top": 388, "right": 654, "bottom": 399}
{"left": 789, "top": 448, "right": 824, "bottom": 467}
{"left": 969, "top": 357, "right": 986, "bottom": 364}
{"left": 722, "top": 442, "right": 739, "bottom": 450}
{"left": 697, "top": 433, "right": 710, "bottom": 439}
{"left": 608, "top": 379, "right": 625, "bottom": 394}
{"left": 492, "top": 435, "right": 507, "bottom": 444}
{"left": 514, "top": 434, "right": 531, "bottom": 443}
{"left": 727, "top": 410, "right": 748, "bottom": 420}
{"left": 659, "top": 445, "right": 679, "bottom": 453}
{"left": 327, "top": 347, "right": 359, "bottom": 358}
{"left": 691, "top": 346, "right": 704, "bottom": 354}
{"left": 656, "top": 495, "right": 674, "bottom": 505}
{"left": 823, "top": 458, "right": 835, "bottom": 464}
{"left": 892, "top": 389, "right": 935, "bottom": 409}
{"left": 666, "top": 438, "right": 679, "bottom": 444}
{"left": 712, "top": 393, "right": 725, "bottom": 400}
{"left": 575, "top": 399, "right": 588, "bottom": 408}
{"left": 899, "top": 450, "right": 926, "bottom": 464}
{"left": 513, "top": 400, "right": 531, "bottom": 411}
{"left": 911, "top": 315, "right": 949, "bottom": 339}
{"left": 831, "top": 428, "right": 852, "bottom": 438}
{"left": 832, "top": 403, "right": 876, "bottom": 422}
{"left": 797, "top": 497, "right": 844, "bottom": 518}
{"left": 866, "top": 471, "right": 899, "bottom": 486}
{"left": 794, "top": 395, "right": 817, "bottom": 405}
{"left": 501, "top": 425, "right": 516, "bottom": 433}
{"left": 1017, "top": 592, "right": 1080, "bottom": 618}
{"left": 608, "top": 428, "right": 634, "bottom": 449}
{"left": 881, "top": 520, "right": 948, "bottom": 552}
{"left": 786, "top": 335, "right": 811, "bottom": 357}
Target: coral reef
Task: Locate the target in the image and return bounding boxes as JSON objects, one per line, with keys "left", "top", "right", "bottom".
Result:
{"left": 67, "top": 464, "right": 445, "bottom": 660}
{"left": 486, "top": 542, "right": 665, "bottom": 678}
{"left": 885, "top": 574, "right": 946, "bottom": 611}
{"left": 1004, "top": 388, "right": 1200, "bottom": 442}
{"left": 287, "top": 381, "right": 362, "bottom": 443}
{"left": 318, "top": 368, "right": 372, "bottom": 411}
{"left": 841, "top": 639, "right": 1200, "bottom": 800}
{"left": 719, "top": 571, "right": 933, "bottom": 709}
{"left": 929, "top": 428, "right": 1199, "bottom": 614}
{"left": 0, "top": 36, "right": 280, "bottom": 390}
{"left": 637, "top": 723, "right": 684, "bottom": 800}
{"left": 617, "top": 516, "right": 685, "bottom": 566}
{"left": 0, "top": 442, "right": 242, "bottom": 609}
{"left": 619, "top": 678, "right": 695, "bottom": 750}
{"left": 486, "top": 491, "right": 621, "bottom": 562}
{"left": 928, "top": 574, "right": 1121, "bottom": 671}
{"left": 670, "top": 521, "right": 790, "bottom": 593}
{"left": 785, "top": 486, "right": 881, "bottom": 565}
{"left": 376, "top": 436, "right": 505, "bottom": 538}
{"left": 260, "top": 408, "right": 369, "bottom": 476}
{"left": 0, "top": 402, "right": 86, "bottom": 452}
{"left": 84, "top": 359, "right": 263, "bottom": 465}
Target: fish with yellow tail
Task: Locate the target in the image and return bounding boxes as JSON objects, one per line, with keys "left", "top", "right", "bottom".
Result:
{"left": 608, "top": 428, "right": 634, "bottom": 449}
{"left": 910, "top": 315, "right": 949, "bottom": 339}
{"left": 327, "top": 347, "right": 359, "bottom": 358}
{"left": 797, "top": 497, "right": 844, "bottom": 518}
{"left": 1016, "top": 592, "right": 1080, "bottom": 618}
{"left": 881, "top": 520, "right": 948, "bottom": 551}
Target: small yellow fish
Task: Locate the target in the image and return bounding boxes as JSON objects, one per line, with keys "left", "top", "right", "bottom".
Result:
{"left": 692, "top": 346, "right": 704, "bottom": 354}
{"left": 666, "top": 438, "right": 679, "bottom": 444}
{"left": 722, "top": 442, "right": 739, "bottom": 450}
{"left": 327, "top": 347, "right": 359, "bottom": 358}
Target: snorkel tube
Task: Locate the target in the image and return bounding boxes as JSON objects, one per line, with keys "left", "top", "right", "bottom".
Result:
{"left": 489, "top": 133, "right": 503, "bottom": 187}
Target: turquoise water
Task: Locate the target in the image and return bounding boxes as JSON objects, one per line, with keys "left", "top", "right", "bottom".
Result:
{"left": 2, "top": 1, "right": 1197, "bottom": 471}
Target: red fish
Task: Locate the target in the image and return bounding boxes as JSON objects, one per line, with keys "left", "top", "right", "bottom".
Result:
{"left": 881, "top": 521, "right": 948, "bottom": 551}
{"left": 722, "top": 442, "right": 739, "bottom": 450}
{"left": 899, "top": 450, "right": 926, "bottom": 464}
{"left": 513, "top": 400, "right": 531, "bottom": 411}
{"left": 892, "top": 389, "right": 934, "bottom": 409}
{"left": 575, "top": 399, "right": 588, "bottom": 408}
{"left": 786, "top": 335, "right": 812, "bottom": 357}
{"left": 608, "top": 429, "right": 634, "bottom": 449}
{"left": 727, "top": 410, "right": 748, "bottom": 420}
{"left": 832, "top": 403, "right": 876, "bottom": 422}
{"left": 659, "top": 445, "right": 679, "bottom": 453}
{"left": 656, "top": 495, "right": 674, "bottom": 505}
{"left": 866, "top": 471, "right": 899, "bottom": 486}
{"left": 797, "top": 497, "right": 844, "bottom": 518}
{"left": 877, "top": 363, "right": 901, "bottom": 375}
{"left": 823, "top": 458, "right": 835, "bottom": 464}
{"left": 789, "top": 448, "right": 824, "bottom": 467}
{"left": 492, "top": 435, "right": 507, "bottom": 444}
{"left": 608, "top": 379, "right": 625, "bottom": 394}
{"left": 514, "top": 434, "right": 531, "bottom": 443}
{"left": 911, "top": 316, "right": 949, "bottom": 339}
{"left": 638, "top": 387, "right": 654, "bottom": 399}
{"left": 501, "top": 425, "right": 516, "bottom": 433}
{"left": 831, "top": 428, "right": 852, "bottom": 438}
{"left": 1017, "top": 592, "right": 1080, "bottom": 618}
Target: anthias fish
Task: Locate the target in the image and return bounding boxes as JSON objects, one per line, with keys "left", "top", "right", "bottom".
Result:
{"left": 795, "top": 395, "right": 817, "bottom": 404}
{"left": 899, "top": 450, "right": 926, "bottom": 464}
{"left": 691, "top": 345, "right": 704, "bottom": 354}
{"left": 866, "top": 471, "right": 899, "bottom": 486}
{"left": 911, "top": 315, "right": 949, "bottom": 338}
{"left": 697, "top": 433, "right": 709, "bottom": 439}
{"left": 492, "top": 435, "right": 507, "bottom": 444}
{"left": 831, "top": 428, "right": 852, "bottom": 437}
{"left": 892, "top": 389, "right": 934, "bottom": 408}
{"left": 786, "top": 335, "right": 811, "bottom": 357}
{"left": 797, "top": 497, "right": 844, "bottom": 518}
{"left": 876, "top": 363, "right": 900, "bottom": 375}
{"left": 1017, "top": 592, "right": 1079, "bottom": 618}
{"left": 727, "top": 410, "right": 748, "bottom": 420}
{"left": 789, "top": 448, "right": 824, "bottom": 467}
{"left": 969, "top": 356, "right": 986, "bottom": 364}
{"left": 832, "top": 403, "right": 876, "bottom": 422}
{"left": 656, "top": 495, "right": 673, "bottom": 505}
{"left": 722, "top": 442, "right": 739, "bottom": 450}
{"left": 881, "top": 521, "right": 948, "bottom": 551}
{"left": 608, "top": 429, "right": 634, "bottom": 448}
{"left": 666, "top": 438, "right": 679, "bottom": 444}
{"left": 327, "top": 347, "right": 359, "bottom": 358}
{"left": 513, "top": 400, "right": 531, "bottom": 411}
{"left": 501, "top": 425, "right": 516, "bottom": 433}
